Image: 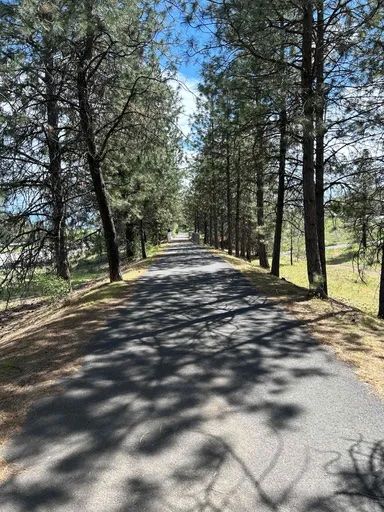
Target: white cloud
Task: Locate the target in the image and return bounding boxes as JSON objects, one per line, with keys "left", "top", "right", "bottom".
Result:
{"left": 175, "top": 74, "right": 199, "bottom": 138}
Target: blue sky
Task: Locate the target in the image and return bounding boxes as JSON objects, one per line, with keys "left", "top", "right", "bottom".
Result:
{"left": 163, "top": 1, "right": 212, "bottom": 139}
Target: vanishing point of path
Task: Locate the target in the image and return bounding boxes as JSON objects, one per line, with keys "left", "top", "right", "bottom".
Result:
{"left": 1, "top": 239, "right": 383, "bottom": 511}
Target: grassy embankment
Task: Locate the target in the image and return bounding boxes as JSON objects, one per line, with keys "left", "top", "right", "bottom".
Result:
{"left": 280, "top": 245, "right": 380, "bottom": 316}
{"left": 0, "top": 245, "right": 159, "bottom": 318}
{"left": 279, "top": 217, "right": 380, "bottom": 316}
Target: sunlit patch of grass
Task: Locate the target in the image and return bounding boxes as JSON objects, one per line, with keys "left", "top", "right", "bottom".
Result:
{"left": 279, "top": 246, "right": 380, "bottom": 316}
{"left": 210, "top": 247, "right": 384, "bottom": 400}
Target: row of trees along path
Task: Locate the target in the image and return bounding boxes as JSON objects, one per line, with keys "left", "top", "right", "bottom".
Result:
{"left": 185, "top": 0, "right": 384, "bottom": 318}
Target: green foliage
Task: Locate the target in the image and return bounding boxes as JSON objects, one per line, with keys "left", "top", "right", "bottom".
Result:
{"left": 0, "top": 271, "right": 70, "bottom": 303}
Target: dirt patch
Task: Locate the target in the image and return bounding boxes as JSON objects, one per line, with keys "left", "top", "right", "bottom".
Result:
{"left": 211, "top": 249, "right": 384, "bottom": 399}
{"left": 0, "top": 251, "right": 163, "bottom": 482}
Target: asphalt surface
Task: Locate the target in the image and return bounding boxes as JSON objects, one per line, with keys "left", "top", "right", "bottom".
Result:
{"left": 1, "top": 239, "right": 383, "bottom": 511}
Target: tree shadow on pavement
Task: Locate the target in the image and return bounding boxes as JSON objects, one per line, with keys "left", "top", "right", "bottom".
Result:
{"left": 0, "top": 242, "right": 383, "bottom": 511}
{"left": 305, "top": 436, "right": 384, "bottom": 511}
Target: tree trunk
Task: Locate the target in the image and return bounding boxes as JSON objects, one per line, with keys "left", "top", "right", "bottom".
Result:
{"left": 235, "top": 156, "right": 241, "bottom": 257}
{"left": 212, "top": 176, "right": 219, "bottom": 248}
{"left": 220, "top": 214, "right": 225, "bottom": 250}
{"left": 76, "top": 35, "right": 122, "bottom": 283}
{"left": 226, "top": 136, "right": 233, "bottom": 255}
{"left": 209, "top": 208, "right": 213, "bottom": 245}
{"left": 246, "top": 222, "right": 251, "bottom": 261}
{"left": 315, "top": 0, "right": 328, "bottom": 294}
{"left": 140, "top": 219, "right": 147, "bottom": 259}
{"left": 213, "top": 205, "right": 219, "bottom": 249}
{"left": 301, "top": 0, "right": 324, "bottom": 295}
{"left": 44, "top": 47, "right": 70, "bottom": 282}
{"left": 255, "top": 136, "right": 269, "bottom": 269}
{"left": 125, "top": 222, "right": 135, "bottom": 258}
{"left": 271, "top": 108, "right": 287, "bottom": 276}
{"left": 379, "top": 243, "right": 384, "bottom": 319}
{"left": 240, "top": 218, "right": 246, "bottom": 258}
{"left": 362, "top": 222, "right": 368, "bottom": 250}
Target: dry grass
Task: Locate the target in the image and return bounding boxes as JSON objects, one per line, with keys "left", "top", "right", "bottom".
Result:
{"left": 0, "top": 249, "right": 164, "bottom": 481}
{"left": 211, "top": 249, "right": 384, "bottom": 400}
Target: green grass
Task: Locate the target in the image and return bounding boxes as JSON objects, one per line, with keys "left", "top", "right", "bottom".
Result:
{"left": 278, "top": 246, "right": 381, "bottom": 316}
{"left": 1, "top": 244, "right": 163, "bottom": 309}
{"left": 70, "top": 247, "right": 161, "bottom": 290}
{"left": 70, "top": 253, "right": 109, "bottom": 289}
{"left": 280, "top": 216, "right": 352, "bottom": 254}
{"left": 0, "top": 269, "right": 70, "bottom": 304}
{"left": 324, "top": 216, "right": 352, "bottom": 245}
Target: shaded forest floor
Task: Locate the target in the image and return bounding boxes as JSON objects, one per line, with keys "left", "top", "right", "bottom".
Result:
{"left": 211, "top": 249, "right": 384, "bottom": 401}
{"left": 0, "top": 248, "right": 164, "bottom": 481}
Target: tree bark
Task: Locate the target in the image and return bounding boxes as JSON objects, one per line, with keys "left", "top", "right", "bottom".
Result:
{"left": 240, "top": 218, "right": 246, "bottom": 258}
{"left": 235, "top": 156, "right": 241, "bottom": 257}
{"left": 379, "top": 243, "right": 384, "bottom": 319}
{"left": 301, "top": 0, "right": 324, "bottom": 295}
{"left": 271, "top": 108, "right": 287, "bottom": 276}
{"left": 361, "top": 222, "right": 368, "bottom": 250}
{"left": 213, "top": 178, "right": 219, "bottom": 248}
{"left": 125, "top": 222, "right": 135, "bottom": 258}
{"left": 255, "top": 135, "right": 269, "bottom": 269}
{"left": 213, "top": 205, "right": 219, "bottom": 249}
{"left": 315, "top": 0, "right": 328, "bottom": 294}
{"left": 76, "top": 29, "right": 122, "bottom": 282}
{"left": 209, "top": 208, "right": 213, "bottom": 245}
{"left": 246, "top": 222, "right": 251, "bottom": 261}
{"left": 44, "top": 46, "right": 70, "bottom": 282}
{"left": 140, "top": 219, "right": 147, "bottom": 259}
{"left": 220, "top": 213, "right": 225, "bottom": 250}
{"left": 226, "top": 135, "right": 233, "bottom": 255}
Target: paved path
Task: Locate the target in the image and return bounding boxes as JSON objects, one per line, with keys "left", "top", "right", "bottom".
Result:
{"left": 1, "top": 240, "right": 383, "bottom": 511}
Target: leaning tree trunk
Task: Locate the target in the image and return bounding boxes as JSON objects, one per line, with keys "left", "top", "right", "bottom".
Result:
{"left": 77, "top": 50, "right": 122, "bottom": 282}
{"left": 379, "top": 243, "right": 384, "bottom": 319}
{"left": 315, "top": 0, "right": 328, "bottom": 295}
{"left": 44, "top": 47, "right": 70, "bottom": 282}
{"left": 271, "top": 108, "right": 287, "bottom": 277}
{"left": 301, "top": 0, "right": 325, "bottom": 296}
